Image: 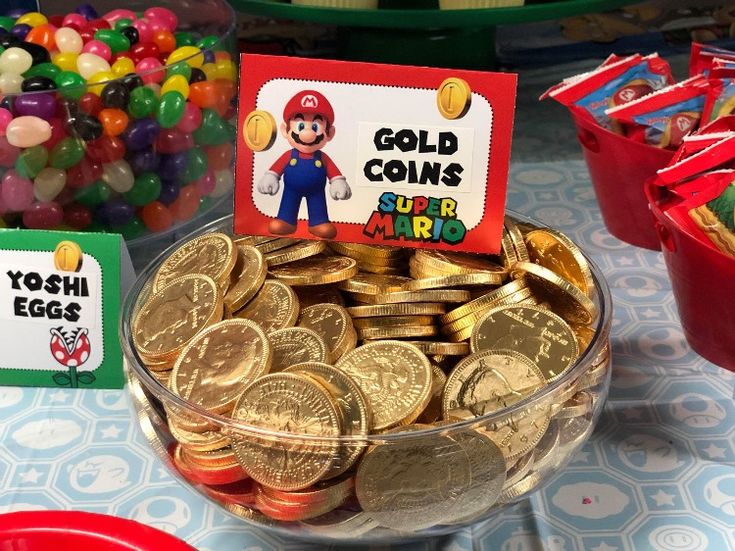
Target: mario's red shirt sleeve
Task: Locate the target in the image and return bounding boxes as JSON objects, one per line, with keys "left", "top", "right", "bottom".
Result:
{"left": 321, "top": 153, "right": 342, "bottom": 180}
{"left": 269, "top": 151, "right": 292, "bottom": 175}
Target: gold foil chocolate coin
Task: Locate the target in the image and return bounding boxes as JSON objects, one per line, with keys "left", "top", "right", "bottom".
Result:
{"left": 154, "top": 232, "right": 235, "bottom": 292}
{"left": 235, "top": 279, "right": 299, "bottom": 334}
{"left": 170, "top": 319, "right": 272, "bottom": 414}
{"left": 524, "top": 229, "right": 594, "bottom": 297}
{"left": 299, "top": 304, "right": 356, "bottom": 361}
{"left": 336, "top": 341, "right": 432, "bottom": 430}
{"left": 269, "top": 255, "right": 358, "bottom": 286}
{"left": 470, "top": 304, "right": 578, "bottom": 380}
{"left": 231, "top": 373, "right": 342, "bottom": 491}
{"left": 269, "top": 327, "right": 331, "bottom": 371}
{"left": 133, "top": 274, "right": 221, "bottom": 360}
{"left": 224, "top": 244, "right": 266, "bottom": 311}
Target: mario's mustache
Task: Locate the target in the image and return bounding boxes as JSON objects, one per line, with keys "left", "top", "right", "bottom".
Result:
{"left": 291, "top": 131, "right": 325, "bottom": 146}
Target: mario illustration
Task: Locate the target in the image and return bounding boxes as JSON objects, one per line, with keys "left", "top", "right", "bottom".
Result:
{"left": 258, "top": 90, "right": 351, "bottom": 239}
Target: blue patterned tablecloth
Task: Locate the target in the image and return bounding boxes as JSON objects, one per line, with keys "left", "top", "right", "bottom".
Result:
{"left": 1, "top": 58, "right": 734, "bottom": 551}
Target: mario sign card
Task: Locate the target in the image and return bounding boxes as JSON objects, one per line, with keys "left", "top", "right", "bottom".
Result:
{"left": 235, "top": 54, "right": 517, "bottom": 254}
{"left": 0, "top": 230, "right": 134, "bottom": 389}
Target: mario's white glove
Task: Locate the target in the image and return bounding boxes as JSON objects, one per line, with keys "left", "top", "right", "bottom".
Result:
{"left": 329, "top": 176, "right": 351, "bottom": 200}
{"left": 257, "top": 171, "right": 280, "bottom": 195}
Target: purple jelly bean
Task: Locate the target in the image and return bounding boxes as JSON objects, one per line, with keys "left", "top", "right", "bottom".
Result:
{"left": 6, "top": 8, "right": 29, "bottom": 18}
{"left": 75, "top": 3, "right": 99, "bottom": 20}
{"left": 11, "top": 24, "right": 31, "bottom": 40}
{"left": 158, "top": 152, "right": 187, "bottom": 178}
{"left": 12, "top": 93, "right": 57, "bottom": 120}
{"left": 129, "top": 149, "right": 160, "bottom": 174}
{"left": 158, "top": 179, "right": 180, "bottom": 205}
{"left": 202, "top": 50, "right": 215, "bottom": 64}
{"left": 98, "top": 198, "right": 135, "bottom": 226}
{"left": 123, "top": 118, "right": 160, "bottom": 152}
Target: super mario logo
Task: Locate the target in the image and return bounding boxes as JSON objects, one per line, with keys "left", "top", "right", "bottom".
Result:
{"left": 363, "top": 192, "right": 466, "bottom": 244}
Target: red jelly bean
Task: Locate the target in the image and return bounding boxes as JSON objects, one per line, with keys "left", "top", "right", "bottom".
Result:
{"left": 46, "top": 118, "right": 68, "bottom": 151}
{"left": 130, "top": 42, "right": 160, "bottom": 64}
{"left": 64, "top": 203, "right": 93, "bottom": 229}
{"left": 66, "top": 156, "right": 103, "bottom": 188}
{"left": 205, "top": 143, "right": 234, "bottom": 171}
{"left": 0, "top": 137, "right": 20, "bottom": 168}
{"left": 48, "top": 14, "right": 65, "bottom": 27}
{"left": 79, "top": 25, "right": 96, "bottom": 43}
{"left": 88, "top": 18, "right": 111, "bottom": 31}
{"left": 155, "top": 128, "right": 193, "bottom": 154}
{"left": 98, "top": 108, "right": 129, "bottom": 137}
{"left": 78, "top": 93, "right": 103, "bottom": 116}
{"left": 23, "top": 202, "right": 64, "bottom": 229}
{"left": 141, "top": 201, "right": 173, "bottom": 232}
{"left": 86, "top": 135, "right": 126, "bottom": 162}
{"left": 170, "top": 185, "right": 200, "bottom": 221}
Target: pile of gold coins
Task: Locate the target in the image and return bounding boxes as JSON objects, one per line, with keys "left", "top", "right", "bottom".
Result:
{"left": 128, "top": 215, "right": 611, "bottom": 536}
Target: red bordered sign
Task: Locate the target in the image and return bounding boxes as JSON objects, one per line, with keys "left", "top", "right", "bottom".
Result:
{"left": 235, "top": 54, "right": 517, "bottom": 254}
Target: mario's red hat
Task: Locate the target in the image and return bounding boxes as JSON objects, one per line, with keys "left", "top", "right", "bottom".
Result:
{"left": 283, "top": 90, "right": 335, "bottom": 126}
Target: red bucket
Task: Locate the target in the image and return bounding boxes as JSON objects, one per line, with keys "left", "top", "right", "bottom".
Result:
{"left": 646, "top": 181, "right": 735, "bottom": 372}
{"left": 572, "top": 112, "right": 675, "bottom": 250}
{"left": 0, "top": 511, "right": 196, "bottom": 550}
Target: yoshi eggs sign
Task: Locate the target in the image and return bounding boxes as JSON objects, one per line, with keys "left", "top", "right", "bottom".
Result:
{"left": 235, "top": 54, "right": 517, "bottom": 254}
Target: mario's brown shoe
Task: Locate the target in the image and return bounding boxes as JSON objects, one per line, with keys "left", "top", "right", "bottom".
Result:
{"left": 308, "top": 222, "right": 337, "bottom": 239}
{"left": 269, "top": 218, "right": 297, "bottom": 235}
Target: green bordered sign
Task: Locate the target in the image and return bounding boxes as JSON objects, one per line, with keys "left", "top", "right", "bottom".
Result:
{"left": 0, "top": 230, "right": 130, "bottom": 389}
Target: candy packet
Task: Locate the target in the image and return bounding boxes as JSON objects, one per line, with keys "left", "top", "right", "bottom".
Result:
{"left": 606, "top": 76, "right": 709, "bottom": 149}
{"left": 542, "top": 53, "right": 673, "bottom": 132}
{"left": 657, "top": 130, "right": 735, "bottom": 185}
{"left": 659, "top": 170, "right": 735, "bottom": 257}
{"left": 689, "top": 42, "right": 735, "bottom": 77}
{"left": 702, "top": 76, "right": 735, "bottom": 123}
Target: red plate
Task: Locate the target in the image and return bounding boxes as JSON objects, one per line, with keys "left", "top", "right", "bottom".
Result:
{"left": 0, "top": 511, "right": 196, "bottom": 550}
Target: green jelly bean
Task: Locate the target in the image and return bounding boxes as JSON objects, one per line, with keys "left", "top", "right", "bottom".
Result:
{"left": 196, "top": 35, "right": 220, "bottom": 51}
{"left": 114, "top": 18, "right": 134, "bottom": 31}
{"left": 55, "top": 71, "right": 86, "bottom": 100}
{"left": 183, "top": 148, "right": 208, "bottom": 183}
{"left": 86, "top": 221, "right": 108, "bottom": 233}
{"left": 166, "top": 61, "right": 191, "bottom": 81}
{"left": 124, "top": 173, "right": 161, "bottom": 206}
{"left": 174, "top": 31, "right": 196, "bottom": 48}
{"left": 15, "top": 145, "right": 48, "bottom": 179}
{"left": 24, "top": 62, "right": 61, "bottom": 80}
{"left": 94, "top": 29, "right": 131, "bottom": 55}
{"left": 199, "top": 196, "right": 212, "bottom": 211}
{"left": 112, "top": 217, "right": 146, "bottom": 240}
{"left": 75, "top": 181, "right": 112, "bottom": 207}
{"left": 157, "top": 91, "right": 186, "bottom": 128}
{"left": 128, "top": 86, "right": 159, "bottom": 119}
{"left": 50, "top": 138, "right": 85, "bottom": 170}
{"left": 193, "top": 109, "right": 228, "bottom": 146}
{"left": 0, "top": 17, "right": 14, "bottom": 32}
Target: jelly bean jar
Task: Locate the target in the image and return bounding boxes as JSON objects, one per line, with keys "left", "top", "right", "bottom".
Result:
{"left": 0, "top": 0, "right": 237, "bottom": 251}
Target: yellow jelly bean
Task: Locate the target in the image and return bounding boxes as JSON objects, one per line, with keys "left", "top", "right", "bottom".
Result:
{"left": 200, "top": 63, "right": 217, "bottom": 82}
{"left": 166, "top": 46, "right": 204, "bottom": 69}
{"left": 215, "top": 59, "right": 236, "bottom": 81}
{"left": 87, "top": 71, "right": 114, "bottom": 96}
{"left": 111, "top": 56, "right": 135, "bottom": 78}
{"left": 161, "top": 74, "right": 190, "bottom": 99}
{"left": 52, "top": 52, "right": 79, "bottom": 72}
{"left": 16, "top": 12, "right": 47, "bottom": 27}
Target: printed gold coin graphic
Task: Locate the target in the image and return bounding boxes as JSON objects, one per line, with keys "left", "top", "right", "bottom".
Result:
{"left": 243, "top": 110, "right": 277, "bottom": 152}
{"left": 53, "top": 240, "right": 83, "bottom": 272}
{"left": 437, "top": 77, "right": 472, "bottom": 120}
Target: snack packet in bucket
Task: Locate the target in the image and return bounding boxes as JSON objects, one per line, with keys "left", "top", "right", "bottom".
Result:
{"left": 689, "top": 42, "right": 735, "bottom": 76}
{"left": 542, "top": 54, "right": 673, "bottom": 133}
{"left": 606, "top": 76, "right": 709, "bottom": 149}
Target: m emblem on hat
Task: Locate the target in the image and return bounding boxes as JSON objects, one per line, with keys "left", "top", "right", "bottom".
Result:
{"left": 301, "top": 94, "right": 318, "bottom": 108}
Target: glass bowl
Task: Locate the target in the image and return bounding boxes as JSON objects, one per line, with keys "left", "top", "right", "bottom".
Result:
{"left": 121, "top": 212, "right": 612, "bottom": 543}
{"left": 0, "top": 0, "right": 236, "bottom": 243}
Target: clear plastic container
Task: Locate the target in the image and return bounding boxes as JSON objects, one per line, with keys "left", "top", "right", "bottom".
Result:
{"left": 0, "top": 0, "right": 236, "bottom": 245}
{"left": 121, "top": 212, "right": 613, "bottom": 543}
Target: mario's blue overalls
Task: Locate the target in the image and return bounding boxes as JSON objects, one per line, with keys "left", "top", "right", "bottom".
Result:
{"left": 276, "top": 149, "right": 330, "bottom": 227}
